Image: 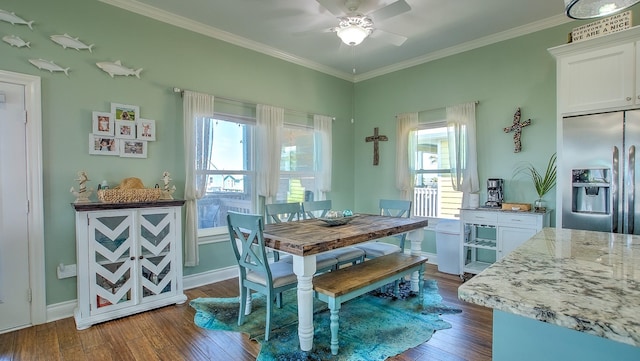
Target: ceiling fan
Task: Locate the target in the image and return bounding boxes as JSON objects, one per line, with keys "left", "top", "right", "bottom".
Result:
{"left": 317, "top": 0, "right": 411, "bottom": 46}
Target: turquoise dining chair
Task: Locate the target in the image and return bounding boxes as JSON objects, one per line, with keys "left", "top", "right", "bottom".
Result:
{"left": 265, "top": 202, "right": 304, "bottom": 223}
{"left": 264, "top": 202, "right": 303, "bottom": 262}
{"left": 355, "top": 199, "right": 413, "bottom": 259}
{"left": 301, "top": 199, "right": 332, "bottom": 219}
{"left": 265, "top": 202, "right": 338, "bottom": 273}
{"left": 302, "top": 200, "right": 365, "bottom": 268}
{"left": 227, "top": 211, "right": 298, "bottom": 341}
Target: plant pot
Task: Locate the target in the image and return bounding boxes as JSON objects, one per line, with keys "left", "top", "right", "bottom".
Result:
{"left": 534, "top": 199, "right": 546, "bottom": 213}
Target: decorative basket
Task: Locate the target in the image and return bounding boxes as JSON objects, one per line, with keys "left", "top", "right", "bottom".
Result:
{"left": 97, "top": 188, "right": 162, "bottom": 203}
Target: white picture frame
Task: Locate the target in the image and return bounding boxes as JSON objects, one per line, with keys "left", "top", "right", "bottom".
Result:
{"left": 92, "top": 111, "right": 114, "bottom": 136}
{"left": 119, "top": 139, "right": 147, "bottom": 158}
{"left": 136, "top": 118, "right": 156, "bottom": 141}
{"left": 115, "top": 120, "right": 136, "bottom": 139}
{"left": 110, "top": 102, "right": 140, "bottom": 121}
{"left": 89, "top": 134, "right": 119, "bottom": 156}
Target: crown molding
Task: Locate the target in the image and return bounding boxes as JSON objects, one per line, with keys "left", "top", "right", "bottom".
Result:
{"left": 99, "top": 0, "right": 355, "bottom": 81}
{"left": 354, "top": 14, "right": 572, "bottom": 82}
{"left": 100, "top": 0, "right": 570, "bottom": 83}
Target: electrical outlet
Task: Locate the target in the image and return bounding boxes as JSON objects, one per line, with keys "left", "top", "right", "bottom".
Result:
{"left": 57, "top": 263, "right": 77, "bottom": 279}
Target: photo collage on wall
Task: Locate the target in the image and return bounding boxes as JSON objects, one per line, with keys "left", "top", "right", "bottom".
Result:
{"left": 89, "top": 103, "right": 156, "bottom": 158}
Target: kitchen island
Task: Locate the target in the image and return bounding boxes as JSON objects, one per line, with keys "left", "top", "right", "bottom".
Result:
{"left": 458, "top": 227, "right": 640, "bottom": 361}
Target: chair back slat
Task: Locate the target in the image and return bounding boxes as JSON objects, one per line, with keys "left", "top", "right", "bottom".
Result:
{"left": 380, "top": 199, "right": 412, "bottom": 218}
{"left": 379, "top": 199, "right": 412, "bottom": 249}
{"left": 265, "top": 202, "right": 303, "bottom": 223}
{"left": 302, "top": 200, "right": 332, "bottom": 219}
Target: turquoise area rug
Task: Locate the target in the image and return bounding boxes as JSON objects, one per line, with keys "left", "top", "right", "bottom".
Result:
{"left": 190, "top": 279, "right": 461, "bottom": 360}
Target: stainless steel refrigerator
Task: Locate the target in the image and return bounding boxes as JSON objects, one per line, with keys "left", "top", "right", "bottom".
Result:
{"left": 561, "top": 110, "right": 640, "bottom": 234}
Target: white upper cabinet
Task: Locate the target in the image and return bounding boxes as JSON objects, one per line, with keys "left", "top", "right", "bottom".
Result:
{"left": 559, "top": 43, "right": 634, "bottom": 114}
{"left": 549, "top": 26, "right": 640, "bottom": 116}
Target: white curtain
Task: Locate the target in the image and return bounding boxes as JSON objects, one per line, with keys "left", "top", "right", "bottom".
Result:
{"left": 446, "top": 102, "right": 479, "bottom": 208}
{"left": 314, "top": 114, "right": 332, "bottom": 200}
{"left": 183, "top": 91, "right": 215, "bottom": 266}
{"left": 395, "top": 112, "right": 418, "bottom": 200}
{"left": 256, "top": 104, "right": 284, "bottom": 203}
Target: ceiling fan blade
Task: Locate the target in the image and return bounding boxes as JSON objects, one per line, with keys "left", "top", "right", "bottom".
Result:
{"left": 369, "top": 29, "right": 408, "bottom": 46}
{"left": 292, "top": 27, "right": 334, "bottom": 37}
{"left": 369, "top": 0, "right": 411, "bottom": 22}
{"left": 316, "top": 0, "right": 345, "bottom": 16}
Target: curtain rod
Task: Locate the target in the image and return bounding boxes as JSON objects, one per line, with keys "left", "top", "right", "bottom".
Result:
{"left": 396, "top": 100, "right": 480, "bottom": 117}
{"left": 172, "top": 87, "right": 335, "bottom": 121}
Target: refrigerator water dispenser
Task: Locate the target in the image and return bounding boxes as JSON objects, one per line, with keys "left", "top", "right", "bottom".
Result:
{"left": 571, "top": 168, "right": 610, "bottom": 214}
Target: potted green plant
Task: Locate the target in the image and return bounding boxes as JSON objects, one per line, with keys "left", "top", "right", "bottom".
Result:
{"left": 514, "top": 153, "right": 557, "bottom": 212}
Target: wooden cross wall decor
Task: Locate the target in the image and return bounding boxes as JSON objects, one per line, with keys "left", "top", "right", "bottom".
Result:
{"left": 503, "top": 107, "right": 531, "bottom": 153}
{"left": 365, "top": 127, "right": 388, "bottom": 165}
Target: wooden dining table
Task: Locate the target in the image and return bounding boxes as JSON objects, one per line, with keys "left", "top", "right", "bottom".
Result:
{"left": 262, "top": 213, "right": 429, "bottom": 352}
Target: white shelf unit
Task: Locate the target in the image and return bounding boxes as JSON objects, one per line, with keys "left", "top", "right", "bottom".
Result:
{"left": 72, "top": 200, "right": 186, "bottom": 330}
{"left": 460, "top": 209, "right": 549, "bottom": 278}
{"left": 462, "top": 222, "right": 497, "bottom": 275}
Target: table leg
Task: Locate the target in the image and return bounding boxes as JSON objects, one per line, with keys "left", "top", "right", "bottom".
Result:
{"left": 292, "top": 255, "right": 317, "bottom": 351}
{"left": 408, "top": 227, "right": 425, "bottom": 292}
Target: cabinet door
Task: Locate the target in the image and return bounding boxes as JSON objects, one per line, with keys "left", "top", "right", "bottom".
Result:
{"left": 138, "top": 208, "right": 177, "bottom": 302}
{"left": 497, "top": 227, "right": 538, "bottom": 260}
{"left": 88, "top": 212, "right": 135, "bottom": 315}
{"left": 559, "top": 43, "right": 634, "bottom": 114}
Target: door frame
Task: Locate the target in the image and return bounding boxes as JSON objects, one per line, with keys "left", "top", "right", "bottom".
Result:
{"left": 0, "top": 70, "right": 45, "bottom": 326}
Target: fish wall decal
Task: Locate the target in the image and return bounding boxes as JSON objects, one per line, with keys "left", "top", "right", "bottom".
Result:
{"left": 28, "top": 59, "right": 70, "bottom": 76}
{"left": 0, "top": 9, "right": 34, "bottom": 29}
{"left": 96, "top": 60, "right": 142, "bottom": 78}
{"left": 2, "top": 35, "right": 30, "bottom": 48}
{"left": 50, "top": 34, "right": 94, "bottom": 52}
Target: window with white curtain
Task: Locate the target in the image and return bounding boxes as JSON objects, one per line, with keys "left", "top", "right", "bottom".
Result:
{"left": 413, "top": 121, "right": 462, "bottom": 219}
{"left": 276, "top": 124, "right": 317, "bottom": 203}
{"left": 196, "top": 114, "right": 256, "bottom": 236}
{"left": 196, "top": 114, "right": 320, "bottom": 236}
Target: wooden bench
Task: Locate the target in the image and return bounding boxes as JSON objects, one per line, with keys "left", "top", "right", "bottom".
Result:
{"left": 313, "top": 253, "right": 428, "bottom": 355}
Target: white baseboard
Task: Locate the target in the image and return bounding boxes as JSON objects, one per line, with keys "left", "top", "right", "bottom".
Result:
{"left": 182, "top": 265, "right": 238, "bottom": 290}
{"left": 45, "top": 266, "right": 239, "bottom": 323}
{"left": 46, "top": 299, "right": 77, "bottom": 323}
{"left": 45, "top": 256, "right": 438, "bottom": 323}
{"left": 423, "top": 251, "right": 437, "bottom": 265}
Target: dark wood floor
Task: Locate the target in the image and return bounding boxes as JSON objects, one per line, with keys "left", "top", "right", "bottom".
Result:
{"left": 0, "top": 264, "right": 492, "bottom": 361}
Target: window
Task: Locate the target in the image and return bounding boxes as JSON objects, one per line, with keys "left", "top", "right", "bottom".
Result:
{"left": 413, "top": 122, "right": 462, "bottom": 219}
{"left": 276, "top": 125, "right": 317, "bottom": 203}
{"left": 197, "top": 115, "right": 255, "bottom": 235}
{"left": 196, "top": 112, "right": 321, "bottom": 236}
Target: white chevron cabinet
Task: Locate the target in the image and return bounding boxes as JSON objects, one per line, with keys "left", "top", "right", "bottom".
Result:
{"left": 72, "top": 201, "right": 186, "bottom": 330}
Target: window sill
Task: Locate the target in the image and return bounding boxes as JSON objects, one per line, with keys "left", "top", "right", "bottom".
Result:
{"left": 198, "top": 228, "right": 228, "bottom": 245}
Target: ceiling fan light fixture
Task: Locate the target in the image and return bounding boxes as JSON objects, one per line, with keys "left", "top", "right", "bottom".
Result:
{"left": 335, "top": 15, "right": 373, "bottom": 46}
{"left": 337, "top": 25, "right": 370, "bottom": 46}
{"left": 563, "top": 0, "right": 640, "bottom": 19}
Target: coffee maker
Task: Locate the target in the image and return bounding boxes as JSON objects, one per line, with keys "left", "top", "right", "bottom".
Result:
{"left": 485, "top": 178, "right": 504, "bottom": 208}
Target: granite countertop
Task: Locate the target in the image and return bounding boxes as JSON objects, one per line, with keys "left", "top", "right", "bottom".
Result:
{"left": 458, "top": 227, "right": 640, "bottom": 347}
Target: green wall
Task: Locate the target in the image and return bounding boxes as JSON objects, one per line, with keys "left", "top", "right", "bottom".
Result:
{"left": 0, "top": 0, "right": 354, "bottom": 305}
{"left": 353, "top": 24, "right": 576, "bottom": 216}
{"left": 1, "top": 0, "right": 621, "bottom": 306}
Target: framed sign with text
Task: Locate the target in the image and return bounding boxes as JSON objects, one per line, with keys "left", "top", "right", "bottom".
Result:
{"left": 571, "top": 11, "right": 632, "bottom": 43}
